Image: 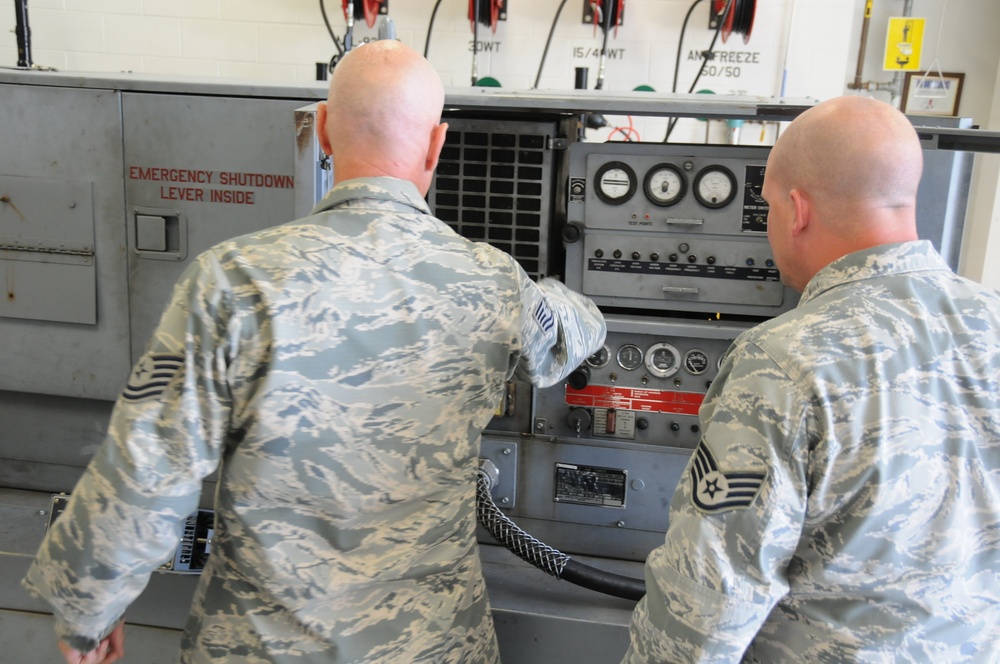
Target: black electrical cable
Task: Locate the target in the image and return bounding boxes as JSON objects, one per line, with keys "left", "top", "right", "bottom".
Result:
{"left": 476, "top": 466, "right": 646, "bottom": 602}
{"left": 561, "top": 559, "right": 647, "bottom": 601}
{"left": 423, "top": 0, "right": 445, "bottom": 58}
{"left": 594, "top": 0, "right": 614, "bottom": 90}
{"left": 533, "top": 0, "right": 570, "bottom": 89}
{"left": 663, "top": 0, "right": 733, "bottom": 142}
{"left": 472, "top": 0, "right": 480, "bottom": 85}
{"left": 319, "top": 0, "right": 345, "bottom": 58}
{"left": 670, "top": 0, "right": 707, "bottom": 94}
{"left": 686, "top": 0, "right": 731, "bottom": 94}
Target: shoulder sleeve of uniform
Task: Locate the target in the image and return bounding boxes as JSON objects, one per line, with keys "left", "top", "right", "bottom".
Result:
{"left": 21, "top": 250, "right": 235, "bottom": 650}
{"left": 623, "top": 339, "right": 812, "bottom": 661}
{"left": 511, "top": 268, "right": 606, "bottom": 388}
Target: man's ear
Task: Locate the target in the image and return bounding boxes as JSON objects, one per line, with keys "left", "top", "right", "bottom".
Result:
{"left": 424, "top": 122, "right": 449, "bottom": 173}
{"left": 316, "top": 102, "right": 333, "bottom": 157}
{"left": 789, "top": 188, "right": 811, "bottom": 237}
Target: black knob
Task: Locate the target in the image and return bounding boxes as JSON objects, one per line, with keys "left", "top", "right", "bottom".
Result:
{"left": 669, "top": 253, "right": 678, "bottom": 262}
{"left": 670, "top": 422, "right": 681, "bottom": 431}
{"left": 636, "top": 418, "right": 649, "bottom": 430}
{"left": 567, "top": 365, "right": 591, "bottom": 390}
{"left": 562, "top": 222, "right": 583, "bottom": 244}
{"left": 595, "top": 249, "right": 604, "bottom": 258}
{"left": 650, "top": 252, "right": 659, "bottom": 261}
{"left": 632, "top": 251, "right": 641, "bottom": 260}
{"left": 707, "top": 256, "right": 716, "bottom": 264}
{"left": 687, "top": 254, "right": 697, "bottom": 263}
{"left": 613, "top": 249, "right": 623, "bottom": 259}
{"left": 566, "top": 408, "right": 592, "bottom": 433}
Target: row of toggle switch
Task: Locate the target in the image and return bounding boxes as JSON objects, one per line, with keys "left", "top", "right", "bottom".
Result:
{"left": 593, "top": 247, "right": 775, "bottom": 268}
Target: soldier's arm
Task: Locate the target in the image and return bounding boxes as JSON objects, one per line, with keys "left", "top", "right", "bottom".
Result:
{"left": 22, "top": 252, "right": 233, "bottom": 653}
{"left": 622, "top": 340, "right": 811, "bottom": 662}
{"left": 511, "top": 267, "right": 606, "bottom": 388}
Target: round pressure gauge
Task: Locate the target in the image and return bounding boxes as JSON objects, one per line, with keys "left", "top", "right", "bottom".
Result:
{"left": 586, "top": 345, "right": 611, "bottom": 369}
{"left": 645, "top": 342, "right": 681, "bottom": 378}
{"left": 595, "top": 161, "right": 637, "bottom": 205}
{"left": 616, "top": 344, "right": 644, "bottom": 371}
{"left": 683, "top": 349, "right": 710, "bottom": 375}
{"left": 643, "top": 163, "right": 686, "bottom": 207}
{"left": 693, "top": 165, "right": 738, "bottom": 209}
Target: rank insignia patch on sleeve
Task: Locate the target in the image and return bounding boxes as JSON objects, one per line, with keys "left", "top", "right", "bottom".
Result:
{"left": 690, "top": 440, "right": 767, "bottom": 513}
{"left": 122, "top": 354, "right": 184, "bottom": 402}
{"left": 532, "top": 299, "right": 555, "bottom": 333}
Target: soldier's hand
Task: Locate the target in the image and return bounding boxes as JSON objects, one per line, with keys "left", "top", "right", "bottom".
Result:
{"left": 58, "top": 622, "right": 126, "bottom": 664}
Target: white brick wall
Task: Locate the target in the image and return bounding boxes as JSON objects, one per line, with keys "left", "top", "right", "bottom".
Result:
{"left": 2, "top": 0, "right": 848, "bottom": 96}
{"left": 1, "top": 1, "right": 994, "bottom": 113}
{"left": 2, "top": 0, "right": 999, "bottom": 281}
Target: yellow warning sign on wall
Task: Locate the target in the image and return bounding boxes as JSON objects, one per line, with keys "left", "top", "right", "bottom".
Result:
{"left": 883, "top": 17, "right": 925, "bottom": 71}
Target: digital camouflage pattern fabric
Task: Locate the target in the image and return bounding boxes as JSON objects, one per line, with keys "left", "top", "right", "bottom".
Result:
{"left": 24, "top": 177, "right": 606, "bottom": 663}
{"left": 624, "top": 241, "right": 1000, "bottom": 663}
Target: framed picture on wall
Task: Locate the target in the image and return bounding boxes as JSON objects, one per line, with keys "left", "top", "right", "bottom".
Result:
{"left": 901, "top": 71, "right": 965, "bottom": 116}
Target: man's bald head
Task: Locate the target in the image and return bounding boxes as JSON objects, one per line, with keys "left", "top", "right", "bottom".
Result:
{"left": 317, "top": 41, "right": 448, "bottom": 194}
{"left": 762, "top": 96, "right": 924, "bottom": 292}
{"left": 767, "top": 96, "right": 923, "bottom": 210}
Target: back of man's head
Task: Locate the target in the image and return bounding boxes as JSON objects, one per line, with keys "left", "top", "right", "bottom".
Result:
{"left": 321, "top": 41, "right": 447, "bottom": 190}
{"left": 770, "top": 95, "right": 923, "bottom": 213}
{"left": 762, "top": 96, "right": 924, "bottom": 290}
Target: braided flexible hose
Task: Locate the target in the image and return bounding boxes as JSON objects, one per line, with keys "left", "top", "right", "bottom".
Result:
{"left": 476, "top": 460, "right": 646, "bottom": 601}
{"left": 476, "top": 466, "right": 570, "bottom": 578}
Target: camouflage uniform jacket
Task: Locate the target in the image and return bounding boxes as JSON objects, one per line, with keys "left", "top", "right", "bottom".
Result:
{"left": 623, "top": 240, "right": 1000, "bottom": 663}
{"left": 23, "top": 177, "right": 606, "bottom": 663}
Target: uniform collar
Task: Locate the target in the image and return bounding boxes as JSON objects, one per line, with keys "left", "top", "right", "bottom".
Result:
{"left": 799, "top": 240, "right": 949, "bottom": 305}
{"left": 311, "top": 176, "right": 432, "bottom": 216}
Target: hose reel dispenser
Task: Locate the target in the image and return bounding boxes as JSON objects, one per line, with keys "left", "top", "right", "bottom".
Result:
{"left": 342, "top": 0, "right": 387, "bottom": 29}
{"left": 713, "top": 0, "right": 757, "bottom": 44}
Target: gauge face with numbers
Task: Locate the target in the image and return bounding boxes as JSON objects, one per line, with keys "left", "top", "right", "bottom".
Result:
{"left": 616, "top": 344, "right": 644, "bottom": 371}
{"left": 643, "top": 163, "right": 686, "bottom": 207}
{"left": 595, "top": 161, "right": 637, "bottom": 205}
{"left": 645, "top": 342, "right": 681, "bottom": 378}
{"left": 683, "top": 349, "right": 710, "bottom": 375}
{"left": 693, "top": 165, "right": 737, "bottom": 209}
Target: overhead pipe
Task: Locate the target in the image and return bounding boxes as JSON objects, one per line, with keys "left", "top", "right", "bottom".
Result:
{"left": 847, "top": 0, "right": 914, "bottom": 105}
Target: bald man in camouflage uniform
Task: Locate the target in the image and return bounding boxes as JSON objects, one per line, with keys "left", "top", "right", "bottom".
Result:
{"left": 24, "top": 41, "right": 606, "bottom": 664}
{"left": 623, "top": 96, "right": 1000, "bottom": 662}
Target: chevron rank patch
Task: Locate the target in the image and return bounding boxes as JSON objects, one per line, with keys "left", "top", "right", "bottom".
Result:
{"left": 532, "top": 299, "right": 555, "bottom": 333}
{"left": 690, "top": 440, "right": 767, "bottom": 513}
{"left": 122, "top": 354, "right": 184, "bottom": 403}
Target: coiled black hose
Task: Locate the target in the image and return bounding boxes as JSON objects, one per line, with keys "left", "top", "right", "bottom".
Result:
{"left": 476, "top": 463, "right": 646, "bottom": 602}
